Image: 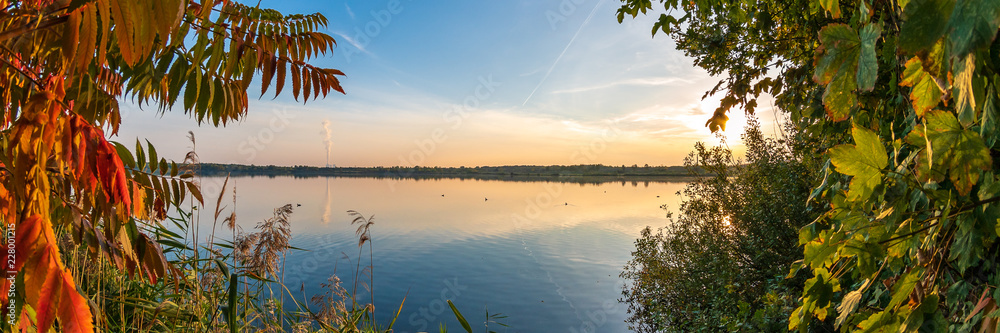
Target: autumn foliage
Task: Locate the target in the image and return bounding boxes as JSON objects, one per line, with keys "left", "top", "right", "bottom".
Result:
{"left": 0, "top": 0, "right": 344, "bottom": 331}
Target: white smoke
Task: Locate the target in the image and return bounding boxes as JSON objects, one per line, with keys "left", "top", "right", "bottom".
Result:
{"left": 321, "top": 120, "right": 333, "bottom": 166}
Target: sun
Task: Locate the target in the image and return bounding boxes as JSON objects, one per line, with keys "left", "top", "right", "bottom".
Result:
{"left": 698, "top": 96, "right": 747, "bottom": 148}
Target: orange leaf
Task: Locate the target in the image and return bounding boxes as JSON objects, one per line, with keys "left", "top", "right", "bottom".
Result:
{"left": 15, "top": 215, "right": 95, "bottom": 333}
{"left": 34, "top": 252, "right": 61, "bottom": 332}
{"left": 56, "top": 273, "right": 94, "bottom": 333}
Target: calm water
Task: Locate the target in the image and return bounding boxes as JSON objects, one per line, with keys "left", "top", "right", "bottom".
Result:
{"left": 196, "top": 176, "right": 686, "bottom": 333}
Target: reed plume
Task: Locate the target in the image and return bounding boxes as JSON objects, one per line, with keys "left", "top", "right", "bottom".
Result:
{"left": 241, "top": 204, "right": 294, "bottom": 278}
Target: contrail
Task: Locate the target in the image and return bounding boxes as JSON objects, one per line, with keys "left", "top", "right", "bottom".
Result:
{"left": 321, "top": 120, "right": 333, "bottom": 166}
{"left": 521, "top": 0, "right": 605, "bottom": 106}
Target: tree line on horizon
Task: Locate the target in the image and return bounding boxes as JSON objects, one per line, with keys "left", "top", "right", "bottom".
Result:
{"left": 191, "top": 162, "right": 705, "bottom": 178}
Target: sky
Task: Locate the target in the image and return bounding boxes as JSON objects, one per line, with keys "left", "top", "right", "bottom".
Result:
{"left": 114, "top": 0, "right": 780, "bottom": 167}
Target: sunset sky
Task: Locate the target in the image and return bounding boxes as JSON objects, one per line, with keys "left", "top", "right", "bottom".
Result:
{"left": 115, "top": 0, "right": 778, "bottom": 167}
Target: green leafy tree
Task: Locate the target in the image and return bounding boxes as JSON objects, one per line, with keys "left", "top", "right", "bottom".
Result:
{"left": 621, "top": 120, "right": 820, "bottom": 332}
{"left": 620, "top": 0, "right": 1000, "bottom": 330}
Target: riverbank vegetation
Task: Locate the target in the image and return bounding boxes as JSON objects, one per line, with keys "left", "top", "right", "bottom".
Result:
{"left": 194, "top": 163, "right": 703, "bottom": 183}
{"left": 619, "top": 0, "right": 1000, "bottom": 331}
{"left": 622, "top": 119, "right": 822, "bottom": 332}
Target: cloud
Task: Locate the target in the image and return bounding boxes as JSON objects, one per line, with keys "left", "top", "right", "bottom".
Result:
{"left": 344, "top": 3, "right": 355, "bottom": 20}
{"left": 548, "top": 77, "right": 693, "bottom": 95}
{"left": 605, "top": 104, "right": 711, "bottom": 137}
{"left": 331, "top": 32, "right": 375, "bottom": 58}
{"left": 518, "top": 67, "right": 544, "bottom": 77}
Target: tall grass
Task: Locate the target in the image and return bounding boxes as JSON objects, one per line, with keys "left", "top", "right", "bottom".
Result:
{"left": 55, "top": 135, "right": 504, "bottom": 332}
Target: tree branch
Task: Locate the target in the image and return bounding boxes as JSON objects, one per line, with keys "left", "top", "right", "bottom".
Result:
{"left": 0, "top": 15, "right": 68, "bottom": 44}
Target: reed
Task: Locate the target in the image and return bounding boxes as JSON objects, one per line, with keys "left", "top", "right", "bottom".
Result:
{"left": 53, "top": 134, "right": 503, "bottom": 332}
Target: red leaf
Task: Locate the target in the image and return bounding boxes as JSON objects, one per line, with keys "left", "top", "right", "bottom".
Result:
{"left": 15, "top": 215, "right": 95, "bottom": 333}
{"left": 57, "top": 273, "right": 95, "bottom": 333}
{"left": 98, "top": 139, "right": 132, "bottom": 212}
{"left": 34, "top": 252, "right": 61, "bottom": 333}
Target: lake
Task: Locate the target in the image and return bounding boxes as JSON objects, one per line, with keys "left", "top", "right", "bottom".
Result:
{"left": 195, "top": 176, "right": 688, "bottom": 333}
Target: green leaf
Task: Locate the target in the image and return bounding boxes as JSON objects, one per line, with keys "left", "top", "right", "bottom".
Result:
{"left": 889, "top": 269, "right": 923, "bottom": 309}
{"left": 905, "top": 110, "right": 992, "bottom": 195}
{"left": 801, "top": 268, "right": 841, "bottom": 321}
{"left": 804, "top": 239, "right": 839, "bottom": 268}
{"left": 789, "top": 305, "right": 807, "bottom": 332}
{"left": 946, "top": 0, "right": 1000, "bottom": 59}
{"left": 815, "top": 24, "right": 870, "bottom": 120}
{"left": 950, "top": 215, "right": 987, "bottom": 273}
{"left": 824, "top": 66, "right": 858, "bottom": 121}
{"left": 804, "top": 229, "right": 846, "bottom": 268}
{"left": 146, "top": 140, "right": 158, "bottom": 172}
{"left": 858, "top": 309, "right": 900, "bottom": 332}
{"left": 900, "top": 293, "right": 939, "bottom": 332}
{"left": 111, "top": 141, "right": 136, "bottom": 168}
{"left": 983, "top": 80, "right": 1000, "bottom": 146}
{"left": 857, "top": 24, "right": 881, "bottom": 91}
{"left": 447, "top": 300, "right": 473, "bottom": 333}
{"left": 900, "top": 57, "right": 943, "bottom": 116}
{"left": 953, "top": 54, "right": 979, "bottom": 126}
{"left": 829, "top": 125, "right": 886, "bottom": 201}
{"left": 815, "top": 24, "right": 860, "bottom": 84}
{"left": 898, "top": 0, "right": 954, "bottom": 53}
{"left": 818, "top": 0, "right": 841, "bottom": 18}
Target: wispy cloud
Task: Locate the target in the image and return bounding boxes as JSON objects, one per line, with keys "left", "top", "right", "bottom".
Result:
{"left": 521, "top": 0, "right": 605, "bottom": 106}
{"left": 331, "top": 32, "right": 375, "bottom": 58}
{"left": 606, "top": 104, "right": 709, "bottom": 137}
{"left": 549, "top": 77, "right": 693, "bottom": 94}
{"left": 518, "top": 67, "right": 544, "bottom": 77}
{"left": 344, "top": 3, "right": 355, "bottom": 20}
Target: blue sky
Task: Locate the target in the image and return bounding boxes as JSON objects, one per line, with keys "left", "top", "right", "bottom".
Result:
{"left": 115, "top": 0, "right": 777, "bottom": 167}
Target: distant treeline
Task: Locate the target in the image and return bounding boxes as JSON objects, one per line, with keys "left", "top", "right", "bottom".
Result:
{"left": 190, "top": 163, "right": 708, "bottom": 183}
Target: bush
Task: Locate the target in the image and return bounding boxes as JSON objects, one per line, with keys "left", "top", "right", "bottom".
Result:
{"left": 621, "top": 119, "right": 826, "bottom": 332}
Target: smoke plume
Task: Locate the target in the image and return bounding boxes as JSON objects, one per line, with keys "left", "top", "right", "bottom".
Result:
{"left": 321, "top": 120, "right": 333, "bottom": 166}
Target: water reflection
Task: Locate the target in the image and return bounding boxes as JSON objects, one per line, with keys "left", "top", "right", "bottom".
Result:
{"left": 199, "top": 176, "right": 687, "bottom": 332}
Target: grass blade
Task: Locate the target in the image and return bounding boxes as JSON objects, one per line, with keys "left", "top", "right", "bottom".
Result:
{"left": 447, "top": 300, "right": 473, "bottom": 333}
{"left": 386, "top": 290, "right": 408, "bottom": 331}
{"left": 226, "top": 273, "right": 239, "bottom": 333}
